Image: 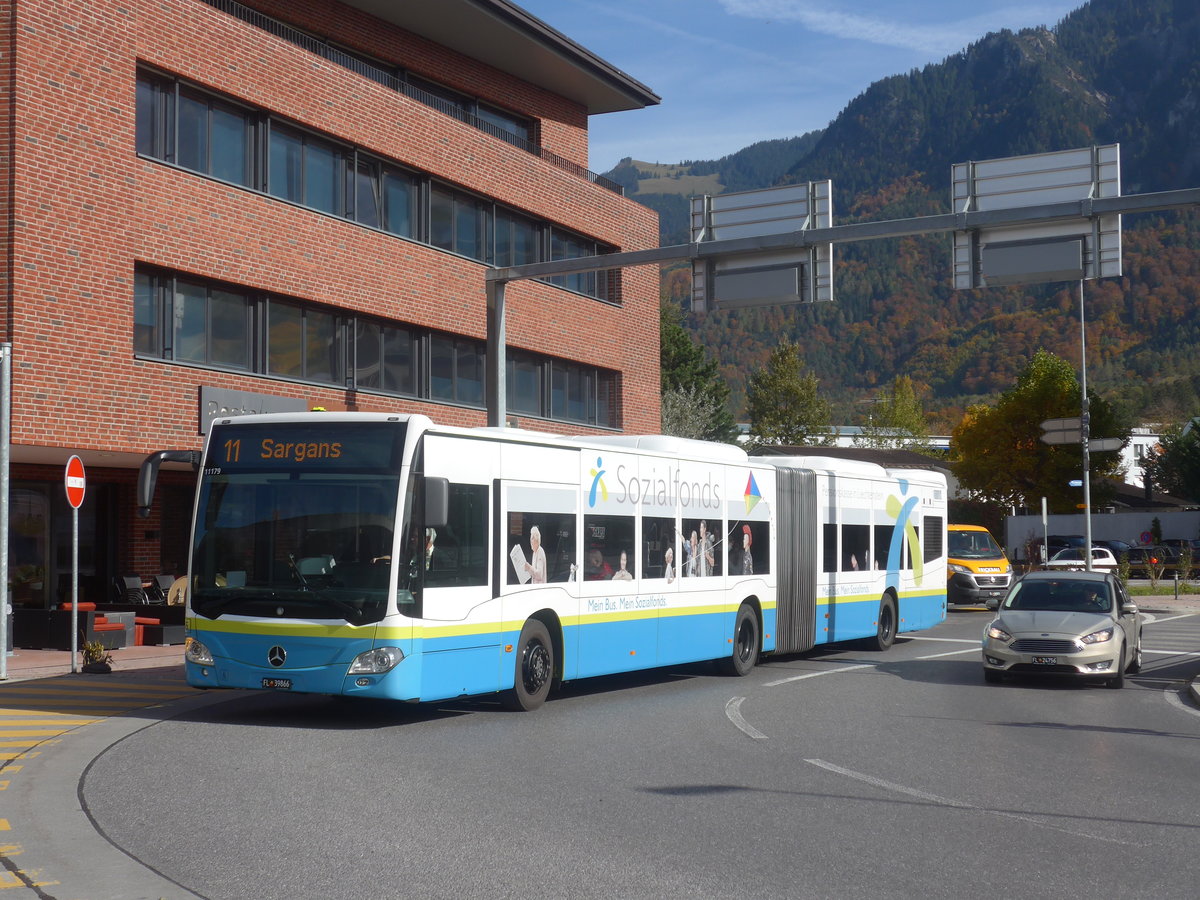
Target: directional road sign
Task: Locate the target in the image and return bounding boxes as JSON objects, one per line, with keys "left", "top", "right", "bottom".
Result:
{"left": 1041, "top": 416, "right": 1082, "bottom": 445}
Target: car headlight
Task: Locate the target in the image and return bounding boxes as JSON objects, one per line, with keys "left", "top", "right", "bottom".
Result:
{"left": 348, "top": 647, "right": 405, "bottom": 674}
{"left": 948, "top": 563, "right": 972, "bottom": 575}
{"left": 1080, "top": 627, "right": 1114, "bottom": 645}
{"left": 184, "top": 636, "right": 214, "bottom": 666}
{"left": 986, "top": 624, "right": 1012, "bottom": 642}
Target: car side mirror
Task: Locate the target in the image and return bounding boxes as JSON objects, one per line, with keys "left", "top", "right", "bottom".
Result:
{"left": 1120, "top": 601, "right": 1138, "bottom": 616}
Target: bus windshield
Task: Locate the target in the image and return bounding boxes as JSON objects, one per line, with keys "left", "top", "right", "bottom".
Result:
{"left": 190, "top": 421, "right": 407, "bottom": 624}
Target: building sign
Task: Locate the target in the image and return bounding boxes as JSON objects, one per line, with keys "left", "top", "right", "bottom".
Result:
{"left": 199, "top": 386, "right": 308, "bottom": 434}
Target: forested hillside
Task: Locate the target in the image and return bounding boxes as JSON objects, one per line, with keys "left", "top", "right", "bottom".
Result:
{"left": 608, "top": 0, "right": 1200, "bottom": 428}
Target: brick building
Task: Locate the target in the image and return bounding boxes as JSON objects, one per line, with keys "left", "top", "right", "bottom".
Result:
{"left": 1, "top": 0, "right": 660, "bottom": 614}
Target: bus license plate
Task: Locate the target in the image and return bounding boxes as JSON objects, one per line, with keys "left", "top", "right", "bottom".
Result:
{"left": 262, "top": 677, "right": 292, "bottom": 689}
{"left": 1031, "top": 656, "right": 1057, "bottom": 665}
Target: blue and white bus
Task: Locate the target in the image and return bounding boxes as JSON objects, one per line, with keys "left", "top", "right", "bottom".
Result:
{"left": 140, "top": 413, "right": 946, "bottom": 710}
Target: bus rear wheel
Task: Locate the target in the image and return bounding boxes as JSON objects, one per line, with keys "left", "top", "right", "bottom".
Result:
{"left": 502, "top": 619, "right": 554, "bottom": 711}
{"left": 867, "top": 594, "right": 897, "bottom": 652}
{"left": 720, "top": 603, "right": 760, "bottom": 676}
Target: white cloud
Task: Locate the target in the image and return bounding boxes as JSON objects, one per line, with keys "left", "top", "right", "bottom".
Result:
{"left": 717, "top": 1, "right": 1077, "bottom": 56}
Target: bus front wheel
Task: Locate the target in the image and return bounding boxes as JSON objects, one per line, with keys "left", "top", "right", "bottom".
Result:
{"left": 720, "top": 603, "right": 760, "bottom": 676}
{"left": 502, "top": 619, "right": 554, "bottom": 711}
{"left": 868, "top": 594, "right": 897, "bottom": 652}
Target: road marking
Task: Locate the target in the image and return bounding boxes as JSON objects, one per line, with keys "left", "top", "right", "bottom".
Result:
{"left": 1143, "top": 649, "right": 1200, "bottom": 657}
{"left": 763, "top": 663, "right": 873, "bottom": 687}
{"left": 916, "top": 648, "right": 979, "bottom": 659}
{"left": 724, "top": 697, "right": 768, "bottom": 740}
{"left": 804, "top": 758, "right": 1139, "bottom": 845}
{"left": 1163, "top": 686, "right": 1200, "bottom": 719}
{"left": 906, "top": 636, "right": 979, "bottom": 643}
{"left": 1145, "top": 613, "right": 1198, "bottom": 624}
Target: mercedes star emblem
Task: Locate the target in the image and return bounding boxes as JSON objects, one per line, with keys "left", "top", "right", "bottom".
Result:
{"left": 267, "top": 646, "right": 287, "bottom": 667}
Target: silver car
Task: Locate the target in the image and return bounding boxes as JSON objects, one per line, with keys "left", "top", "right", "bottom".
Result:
{"left": 981, "top": 570, "right": 1142, "bottom": 688}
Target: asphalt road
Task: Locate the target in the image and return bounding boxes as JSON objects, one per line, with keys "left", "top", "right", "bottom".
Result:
{"left": 6, "top": 601, "right": 1200, "bottom": 900}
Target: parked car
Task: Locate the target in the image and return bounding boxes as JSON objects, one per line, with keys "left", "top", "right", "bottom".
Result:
{"left": 1027, "top": 534, "right": 1086, "bottom": 563}
{"left": 1093, "top": 538, "right": 1133, "bottom": 558}
{"left": 1044, "top": 546, "right": 1119, "bottom": 571}
{"left": 982, "top": 569, "right": 1143, "bottom": 688}
{"left": 1123, "top": 545, "right": 1177, "bottom": 578}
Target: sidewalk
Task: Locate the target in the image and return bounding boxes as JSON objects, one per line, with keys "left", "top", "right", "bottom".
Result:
{"left": 1, "top": 642, "right": 184, "bottom": 683}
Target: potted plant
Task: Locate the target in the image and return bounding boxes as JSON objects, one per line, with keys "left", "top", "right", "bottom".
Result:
{"left": 80, "top": 636, "right": 113, "bottom": 674}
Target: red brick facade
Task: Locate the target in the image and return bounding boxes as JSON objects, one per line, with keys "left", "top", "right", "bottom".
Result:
{"left": 1, "top": 0, "right": 660, "bottom": 606}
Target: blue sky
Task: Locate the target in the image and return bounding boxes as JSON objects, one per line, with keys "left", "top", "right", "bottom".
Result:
{"left": 517, "top": 0, "right": 1084, "bottom": 174}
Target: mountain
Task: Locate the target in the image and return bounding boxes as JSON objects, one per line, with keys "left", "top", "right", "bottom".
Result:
{"left": 607, "top": 0, "right": 1200, "bottom": 431}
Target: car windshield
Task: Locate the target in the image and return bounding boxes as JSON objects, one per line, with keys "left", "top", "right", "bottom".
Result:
{"left": 949, "top": 530, "right": 1003, "bottom": 559}
{"left": 1004, "top": 579, "right": 1113, "bottom": 613}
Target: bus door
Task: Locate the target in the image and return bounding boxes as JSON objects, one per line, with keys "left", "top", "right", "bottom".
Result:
{"left": 499, "top": 472, "right": 580, "bottom": 678}
{"left": 417, "top": 434, "right": 500, "bottom": 698}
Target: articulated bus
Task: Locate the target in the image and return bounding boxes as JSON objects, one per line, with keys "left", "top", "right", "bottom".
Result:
{"left": 140, "top": 413, "right": 946, "bottom": 710}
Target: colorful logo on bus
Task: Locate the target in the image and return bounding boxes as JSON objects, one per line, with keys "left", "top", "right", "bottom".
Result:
{"left": 588, "top": 457, "right": 608, "bottom": 507}
{"left": 885, "top": 479, "right": 923, "bottom": 585}
{"left": 744, "top": 473, "right": 762, "bottom": 514}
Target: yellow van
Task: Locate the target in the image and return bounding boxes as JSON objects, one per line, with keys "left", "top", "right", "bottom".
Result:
{"left": 947, "top": 524, "right": 1012, "bottom": 606}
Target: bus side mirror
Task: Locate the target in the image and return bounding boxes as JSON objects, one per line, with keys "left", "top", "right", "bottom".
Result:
{"left": 425, "top": 477, "right": 449, "bottom": 529}
{"left": 137, "top": 450, "right": 202, "bottom": 518}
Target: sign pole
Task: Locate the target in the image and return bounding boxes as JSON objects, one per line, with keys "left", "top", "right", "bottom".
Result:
{"left": 64, "top": 456, "right": 86, "bottom": 673}
{"left": 1080, "top": 279, "right": 1092, "bottom": 570}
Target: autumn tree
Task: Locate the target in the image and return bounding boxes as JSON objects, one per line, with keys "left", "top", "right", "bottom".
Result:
{"left": 952, "top": 349, "right": 1128, "bottom": 513}
{"left": 660, "top": 302, "right": 738, "bottom": 443}
{"left": 1144, "top": 418, "right": 1200, "bottom": 502}
{"left": 745, "top": 341, "right": 833, "bottom": 447}
{"left": 854, "top": 375, "right": 931, "bottom": 450}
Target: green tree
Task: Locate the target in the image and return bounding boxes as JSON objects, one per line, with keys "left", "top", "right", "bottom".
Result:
{"left": 745, "top": 341, "right": 833, "bottom": 447}
{"left": 660, "top": 303, "right": 739, "bottom": 443}
{"left": 1145, "top": 419, "right": 1200, "bottom": 502}
{"left": 854, "top": 375, "right": 931, "bottom": 449}
{"left": 951, "top": 349, "right": 1127, "bottom": 512}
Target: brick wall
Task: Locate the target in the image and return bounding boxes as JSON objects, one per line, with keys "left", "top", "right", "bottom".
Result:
{"left": 7, "top": 0, "right": 660, "bottom": 463}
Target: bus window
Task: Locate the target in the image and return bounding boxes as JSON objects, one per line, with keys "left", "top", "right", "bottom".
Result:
{"left": 425, "top": 483, "right": 487, "bottom": 587}
{"left": 682, "top": 517, "right": 721, "bottom": 577}
{"left": 822, "top": 523, "right": 837, "bottom": 573}
{"left": 874, "top": 524, "right": 892, "bottom": 569}
{"left": 641, "top": 516, "right": 675, "bottom": 581}
{"left": 728, "top": 520, "right": 769, "bottom": 576}
{"left": 507, "top": 511, "right": 575, "bottom": 585}
{"left": 584, "top": 514, "right": 635, "bottom": 581}
{"left": 843, "top": 524, "right": 869, "bottom": 572}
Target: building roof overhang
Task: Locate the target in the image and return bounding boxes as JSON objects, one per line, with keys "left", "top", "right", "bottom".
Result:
{"left": 340, "top": 0, "right": 660, "bottom": 114}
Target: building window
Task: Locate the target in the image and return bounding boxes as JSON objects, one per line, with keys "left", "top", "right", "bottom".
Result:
{"left": 267, "top": 301, "right": 344, "bottom": 384}
{"left": 135, "top": 272, "right": 253, "bottom": 370}
{"left": 430, "top": 334, "right": 485, "bottom": 405}
{"left": 268, "top": 124, "right": 346, "bottom": 215}
{"left": 430, "top": 185, "right": 491, "bottom": 262}
{"left": 178, "top": 88, "right": 254, "bottom": 187}
{"left": 496, "top": 209, "right": 540, "bottom": 268}
{"left": 355, "top": 321, "right": 418, "bottom": 396}
{"left": 550, "top": 228, "right": 613, "bottom": 301}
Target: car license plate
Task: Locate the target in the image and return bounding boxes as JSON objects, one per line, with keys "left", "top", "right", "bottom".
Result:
{"left": 1031, "top": 656, "right": 1057, "bottom": 665}
{"left": 262, "top": 677, "right": 292, "bottom": 689}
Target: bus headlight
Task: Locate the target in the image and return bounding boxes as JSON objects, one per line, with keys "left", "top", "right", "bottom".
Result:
{"left": 185, "top": 637, "right": 214, "bottom": 666}
{"left": 348, "top": 647, "right": 405, "bottom": 674}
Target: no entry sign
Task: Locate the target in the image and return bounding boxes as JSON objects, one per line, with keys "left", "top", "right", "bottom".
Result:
{"left": 65, "top": 455, "right": 86, "bottom": 509}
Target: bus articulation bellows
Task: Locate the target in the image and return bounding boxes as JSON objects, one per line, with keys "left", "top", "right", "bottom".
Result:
{"left": 140, "top": 413, "right": 947, "bottom": 710}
